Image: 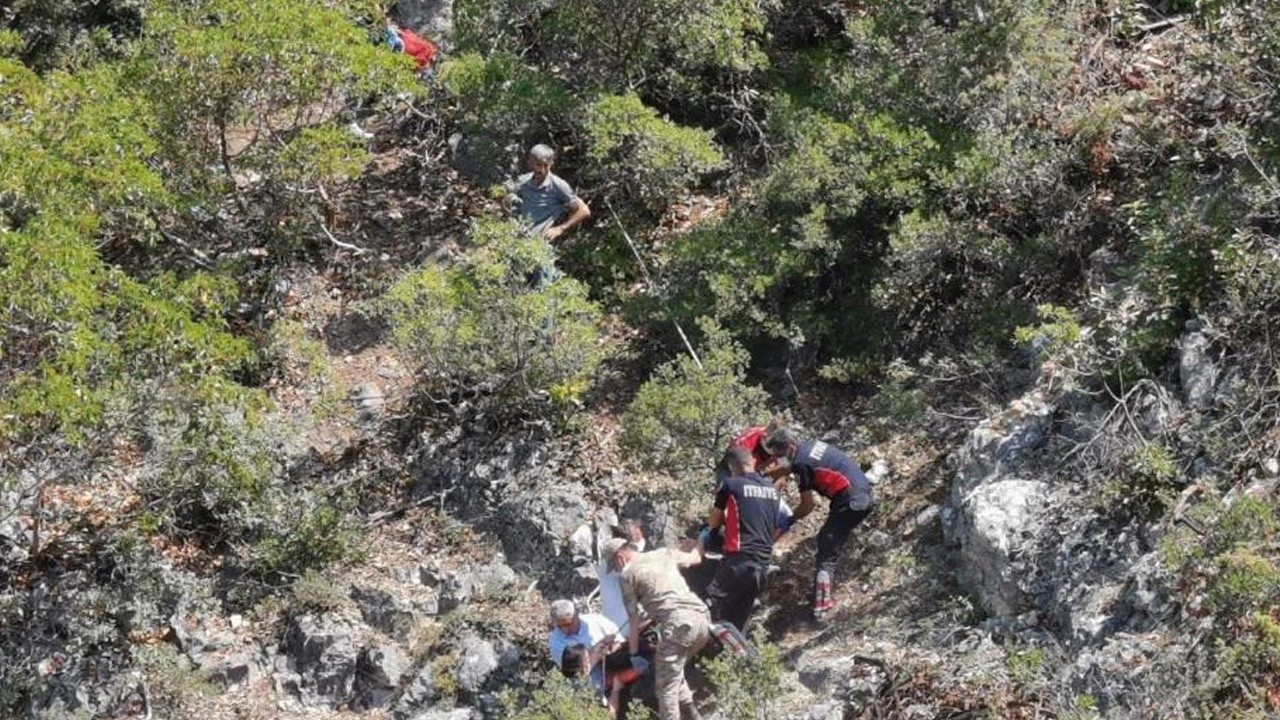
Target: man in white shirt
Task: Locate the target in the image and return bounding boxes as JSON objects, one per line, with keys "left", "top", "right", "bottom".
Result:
{"left": 547, "top": 599, "right": 621, "bottom": 692}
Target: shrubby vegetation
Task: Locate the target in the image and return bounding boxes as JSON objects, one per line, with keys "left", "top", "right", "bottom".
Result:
{"left": 6, "top": 0, "right": 1280, "bottom": 716}
{"left": 621, "top": 321, "right": 768, "bottom": 477}
{"left": 701, "top": 637, "right": 785, "bottom": 719}
{"left": 384, "top": 219, "right": 610, "bottom": 420}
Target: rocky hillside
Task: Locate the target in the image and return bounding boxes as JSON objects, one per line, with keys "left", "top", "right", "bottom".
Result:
{"left": 3, "top": 0, "right": 1280, "bottom": 719}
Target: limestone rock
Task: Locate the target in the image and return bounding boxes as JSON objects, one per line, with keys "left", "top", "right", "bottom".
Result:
{"left": 352, "top": 585, "right": 419, "bottom": 641}
{"left": 455, "top": 635, "right": 498, "bottom": 695}
{"left": 795, "top": 651, "right": 857, "bottom": 694}
{"left": 1178, "top": 329, "right": 1217, "bottom": 409}
{"left": 495, "top": 484, "right": 590, "bottom": 573}
{"left": 281, "top": 615, "right": 358, "bottom": 708}
{"left": 392, "top": 0, "right": 454, "bottom": 50}
{"left": 407, "top": 709, "right": 477, "bottom": 720}
{"left": 355, "top": 644, "right": 409, "bottom": 710}
{"left": 945, "top": 391, "right": 1053, "bottom": 544}
{"left": 203, "top": 652, "right": 262, "bottom": 692}
{"left": 957, "top": 479, "right": 1048, "bottom": 617}
{"left": 393, "top": 662, "right": 442, "bottom": 719}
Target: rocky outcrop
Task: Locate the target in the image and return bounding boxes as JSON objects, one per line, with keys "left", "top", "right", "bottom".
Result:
{"left": 391, "top": 0, "right": 454, "bottom": 49}
{"left": 944, "top": 391, "right": 1055, "bottom": 617}
{"left": 495, "top": 483, "right": 591, "bottom": 576}
{"left": 280, "top": 616, "right": 358, "bottom": 708}
{"left": 1178, "top": 327, "right": 1218, "bottom": 409}
{"left": 355, "top": 644, "right": 409, "bottom": 710}
{"left": 957, "top": 479, "right": 1048, "bottom": 617}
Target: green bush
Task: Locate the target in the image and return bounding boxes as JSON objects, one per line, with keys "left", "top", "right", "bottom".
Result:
{"left": 292, "top": 570, "right": 352, "bottom": 614}
{"left": 134, "top": 0, "right": 414, "bottom": 245}
{"left": 1206, "top": 548, "right": 1280, "bottom": 616}
{"left": 873, "top": 211, "right": 1016, "bottom": 354}
{"left": 620, "top": 320, "right": 768, "bottom": 476}
{"left": 438, "top": 51, "right": 575, "bottom": 172}
{"left": 1213, "top": 612, "right": 1280, "bottom": 713}
{"left": 133, "top": 644, "right": 215, "bottom": 716}
{"left": 384, "top": 219, "right": 610, "bottom": 419}
{"left": 486, "top": 0, "right": 770, "bottom": 96}
{"left": 1098, "top": 444, "right": 1181, "bottom": 523}
{"left": 501, "top": 672, "right": 612, "bottom": 720}
{"left": 701, "top": 636, "right": 785, "bottom": 720}
{"left": 584, "top": 93, "right": 726, "bottom": 213}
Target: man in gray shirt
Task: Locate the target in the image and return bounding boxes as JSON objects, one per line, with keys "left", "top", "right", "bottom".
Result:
{"left": 511, "top": 144, "right": 592, "bottom": 241}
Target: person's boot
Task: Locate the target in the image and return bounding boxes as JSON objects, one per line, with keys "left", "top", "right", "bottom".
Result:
{"left": 813, "top": 570, "right": 833, "bottom": 623}
{"left": 679, "top": 700, "right": 704, "bottom": 720}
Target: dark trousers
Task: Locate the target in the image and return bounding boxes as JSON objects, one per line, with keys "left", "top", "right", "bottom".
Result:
{"left": 706, "top": 555, "right": 769, "bottom": 633}
{"left": 815, "top": 503, "right": 872, "bottom": 578}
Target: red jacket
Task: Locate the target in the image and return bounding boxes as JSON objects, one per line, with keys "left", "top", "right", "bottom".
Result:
{"left": 397, "top": 28, "right": 437, "bottom": 71}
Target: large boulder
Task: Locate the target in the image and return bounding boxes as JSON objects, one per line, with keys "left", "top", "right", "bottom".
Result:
{"left": 355, "top": 644, "right": 409, "bottom": 710}
{"left": 455, "top": 634, "right": 519, "bottom": 697}
{"left": 947, "top": 391, "right": 1054, "bottom": 518}
{"left": 956, "top": 479, "right": 1048, "bottom": 618}
{"left": 393, "top": 661, "right": 443, "bottom": 719}
{"left": 351, "top": 585, "right": 420, "bottom": 641}
{"left": 1178, "top": 328, "right": 1218, "bottom": 409}
{"left": 392, "top": 0, "right": 454, "bottom": 49}
{"left": 494, "top": 483, "right": 590, "bottom": 575}
{"left": 281, "top": 615, "right": 358, "bottom": 708}
{"left": 407, "top": 710, "right": 478, "bottom": 720}
{"left": 944, "top": 390, "right": 1056, "bottom": 617}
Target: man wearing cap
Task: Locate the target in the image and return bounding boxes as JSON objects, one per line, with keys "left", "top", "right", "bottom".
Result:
{"left": 763, "top": 428, "right": 874, "bottom": 622}
{"left": 604, "top": 538, "right": 708, "bottom": 720}
{"left": 598, "top": 519, "right": 647, "bottom": 629}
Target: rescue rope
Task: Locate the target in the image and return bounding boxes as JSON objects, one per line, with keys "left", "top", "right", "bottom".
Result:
{"left": 604, "top": 198, "right": 703, "bottom": 371}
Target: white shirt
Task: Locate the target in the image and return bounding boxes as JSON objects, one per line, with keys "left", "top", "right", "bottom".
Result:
{"left": 598, "top": 538, "right": 645, "bottom": 628}
{"left": 547, "top": 612, "right": 618, "bottom": 690}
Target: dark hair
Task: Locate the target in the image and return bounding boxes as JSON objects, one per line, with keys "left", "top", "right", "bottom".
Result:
{"left": 560, "top": 643, "right": 588, "bottom": 678}
{"left": 724, "top": 445, "right": 753, "bottom": 474}
{"left": 763, "top": 427, "right": 799, "bottom": 455}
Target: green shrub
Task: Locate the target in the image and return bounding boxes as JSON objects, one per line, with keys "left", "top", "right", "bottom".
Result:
{"left": 501, "top": 672, "right": 612, "bottom": 720}
{"left": 1005, "top": 645, "right": 1047, "bottom": 688}
{"left": 1014, "top": 304, "right": 1083, "bottom": 356}
{"left": 873, "top": 211, "right": 1015, "bottom": 354}
{"left": 661, "top": 212, "right": 796, "bottom": 342}
{"left": 584, "top": 93, "right": 726, "bottom": 213}
{"left": 1211, "top": 612, "right": 1280, "bottom": 714}
{"left": 501, "top": 0, "right": 770, "bottom": 96}
{"left": 133, "top": 644, "right": 215, "bottom": 716}
{"left": 438, "top": 51, "right": 575, "bottom": 172}
{"left": 620, "top": 320, "right": 768, "bottom": 476}
{"left": 291, "top": 570, "right": 351, "bottom": 614}
{"left": 134, "top": 0, "right": 414, "bottom": 243}
{"left": 384, "top": 219, "right": 610, "bottom": 419}
{"left": 254, "top": 502, "right": 364, "bottom": 575}
{"left": 1207, "top": 548, "right": 1280, "bottom": 616}
{"left": 1098, "top": 444, "right": 1181, "bottom": 522}
{"left": 701, "top": 636, "right": 785, "bottom": 720}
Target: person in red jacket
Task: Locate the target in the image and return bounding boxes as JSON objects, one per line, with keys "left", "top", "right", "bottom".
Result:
{"left": 386, "top": 23, "right": 437, "bottom": 73}
{"left": 713, "top": 419, "right": 788, "bottom": 485}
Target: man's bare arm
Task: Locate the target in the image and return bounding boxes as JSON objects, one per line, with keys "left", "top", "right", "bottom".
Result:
{"left": 794, "top": 490, "right": 816, "bottom": 521}
{"left": 546, "top": 198, "right": 591, "bottom": 240}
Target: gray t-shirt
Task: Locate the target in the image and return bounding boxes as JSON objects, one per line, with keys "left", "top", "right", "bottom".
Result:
{"left": 513, "top": 172, "right": 580, "bottom": 233}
